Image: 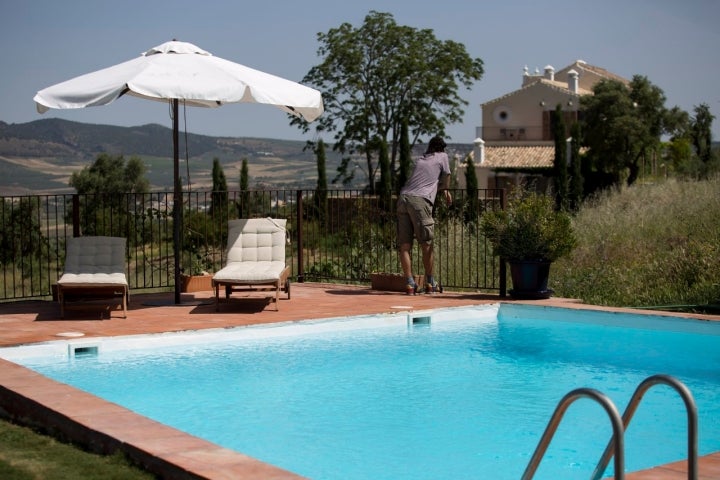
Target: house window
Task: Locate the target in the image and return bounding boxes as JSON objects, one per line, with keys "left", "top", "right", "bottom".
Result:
{"left": 493, "top": 105, "right": 512, "bottom": 124}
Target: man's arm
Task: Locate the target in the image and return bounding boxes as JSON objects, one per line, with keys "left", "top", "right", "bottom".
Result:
{"left": 439, "top": 172, "right": 452, "bottom": 204}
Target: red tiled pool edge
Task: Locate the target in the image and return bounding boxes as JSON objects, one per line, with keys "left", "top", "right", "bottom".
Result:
{"left": 621, "top": 453, "right": 720, "bottom": 480}
{"left": 0, "top": 358, "right": 306, "bottom": 479}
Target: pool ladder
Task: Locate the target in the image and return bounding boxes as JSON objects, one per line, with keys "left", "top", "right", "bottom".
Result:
{"left": 521, "top": 374, "right": 698, "bottom": 480}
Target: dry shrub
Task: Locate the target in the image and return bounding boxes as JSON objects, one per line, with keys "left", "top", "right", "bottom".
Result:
{"left": 552, "top": 176, "right": 720, "bottom": 307}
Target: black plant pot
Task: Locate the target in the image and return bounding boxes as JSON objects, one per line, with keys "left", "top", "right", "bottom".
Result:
{"left": 508, "top": 260, "right": 554, "bottom": 299}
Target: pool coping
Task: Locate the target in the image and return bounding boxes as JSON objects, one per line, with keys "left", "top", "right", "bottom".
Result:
{"left": 0, "top": 287, "right": 719, "bottom": 479}
{"left": 0, "top": 357, "right": 305, "bottom": 479}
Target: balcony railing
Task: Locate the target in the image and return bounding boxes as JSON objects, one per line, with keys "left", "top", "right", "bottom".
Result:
{"left": 480, "top": 126, "right": 546, "bottom": 142}
{"left": 0, "top": 188, "right": 506, "bottom": 301}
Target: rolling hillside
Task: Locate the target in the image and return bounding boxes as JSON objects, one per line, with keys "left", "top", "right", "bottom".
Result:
{"left": 0, "top": 119, "right": 338, "bottom": 194}
{"left": 0, "top": 119, "right": 477, "bottom": 195}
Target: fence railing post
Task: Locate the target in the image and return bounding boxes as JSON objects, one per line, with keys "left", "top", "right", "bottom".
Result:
{"left": 72, "top": 194, "right": 80, "bottom": 238}
{"left": 295, "top": 189, "right": 304, "bottom": 283}
{"left": 499, "top": 188, "right": 507, "bottom": 297}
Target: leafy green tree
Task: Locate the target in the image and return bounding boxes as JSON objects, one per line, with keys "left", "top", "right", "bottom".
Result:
{"left": 69, "top": 153, "right": 149, "bottom": 195}
{"left": 580, "top": 76, "right": 678, "bottom": 192}
{"left": 210, "top": 157, "right": 228, "bottom": 216}
{"left": 182, "top": 209, "right": 214, "bottom": 275}
{"left": 248, "top": 189, "right": 273, "bottom": 217}
{"left": 67, "top": 153, "right": 149, "bottom": 240}
{"left": 665, "top": 137, "right": 697, "bottom": 177}
{"left": 552, "top": 104, "right": 569, "bottom": 211}
{"left": 0, "top": 197, "right": 49, "bottom": 269}
{"left": 627, "top": 75, "right": 675, "bottom": 182}
{"left": 198, "top": 157, "right": 230, "bottom": 262}
{"left": 690, "top": 103, "right": 717, "bottom": 178}
{"left": 664, "top": 105, "right": 691, "bottom": 139}
{"left": 691, "top": 103, "right": 714, "bottom": 163}
{"left": 293, "top": 10, "right": 484, "bottom": 191}
{"left": 581, "top": 79, "right": 640, "bottom": 191}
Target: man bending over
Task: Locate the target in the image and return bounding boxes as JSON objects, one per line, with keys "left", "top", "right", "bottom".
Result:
{"left": 396, "top": 136, "right": 452, "bottom": 295}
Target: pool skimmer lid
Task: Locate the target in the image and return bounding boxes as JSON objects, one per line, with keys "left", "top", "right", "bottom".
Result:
{"left": 56, "top": 332, "right": 85, "bottom": 338}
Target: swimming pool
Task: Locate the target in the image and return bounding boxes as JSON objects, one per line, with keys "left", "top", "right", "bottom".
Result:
{"left": 2, "top": 304, "right": 719, "bottom": 479}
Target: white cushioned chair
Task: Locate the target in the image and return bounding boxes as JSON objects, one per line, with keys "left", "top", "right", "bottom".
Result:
{"left": 212, "top": 218, "right": 290, "bottom": 311}
{"left": 57, "top": 236, "right": 129, "bottom": 319}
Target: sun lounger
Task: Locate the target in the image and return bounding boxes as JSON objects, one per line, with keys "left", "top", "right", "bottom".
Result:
{"left": 212, "top": 218, "right": 290, "bottom": 311}
{"left": 57, "top": 236, "right": 129, "bottom": 319}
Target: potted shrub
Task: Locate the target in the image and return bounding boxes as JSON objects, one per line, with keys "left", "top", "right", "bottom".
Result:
{"left": 480, "top": 189, "right": 576, "bottom": 299}
{"left": 180, "top": 246, "right": 214, "bottom": 293}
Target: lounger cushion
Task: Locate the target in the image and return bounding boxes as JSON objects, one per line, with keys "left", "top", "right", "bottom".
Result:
{"left": 213, "top": 260, "right": 287, "bottom": 283}
{"left": 225, "top": 218, "right": 286, "bottom": 264}
{"left": 213, "top": 219, "right": 289, "bottom": 311}
{"left": 58, "top": 236, "right": 128, "bottom": 287}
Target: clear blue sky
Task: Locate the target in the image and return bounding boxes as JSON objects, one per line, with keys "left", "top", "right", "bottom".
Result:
{"left": 1, "top": 0, "right": 718, "bottom": 143}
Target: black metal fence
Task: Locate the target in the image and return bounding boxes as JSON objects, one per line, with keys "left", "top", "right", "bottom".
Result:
{"left": 0, "top": 188, "right": 505, "bottom": 301}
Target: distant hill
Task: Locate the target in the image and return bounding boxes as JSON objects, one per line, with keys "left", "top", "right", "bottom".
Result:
{"left": 1, "top": 119, "right": 188, "bottom": 159}
{"left": 0, "top": 119, "right": 337, "bottom": 194}
{"left": 0, "top": 119, "right": 476, "bottom": 195}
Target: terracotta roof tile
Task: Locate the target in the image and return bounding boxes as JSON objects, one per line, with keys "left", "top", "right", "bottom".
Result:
{"left": 482, "top": 79, "right": 589, "bottom": 107}
{"left": 568, "top": 61, "right": 629, "bottom": 84}
{"left": 481, "top": 144, "right": 555, "bottom": 169}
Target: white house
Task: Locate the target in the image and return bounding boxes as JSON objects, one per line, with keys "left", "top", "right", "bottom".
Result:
{"left": 457, "top": 60, "right": 629, "bottom": 191}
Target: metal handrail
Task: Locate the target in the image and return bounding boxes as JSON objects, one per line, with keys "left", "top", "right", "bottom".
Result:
{"left": 521, "top": 387, "right": 625, "bottom": 480}
{"left": 591, "top": 374, "right": 698, "bottom": 480}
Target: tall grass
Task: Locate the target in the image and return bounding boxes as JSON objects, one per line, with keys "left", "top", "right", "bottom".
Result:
{"left": 552, "top": 176, "right": 720, "bottom": 308}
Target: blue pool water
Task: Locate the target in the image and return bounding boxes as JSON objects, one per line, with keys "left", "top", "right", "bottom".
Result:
{"left": 3, "top": 304, "right": 719, "bottom": 479}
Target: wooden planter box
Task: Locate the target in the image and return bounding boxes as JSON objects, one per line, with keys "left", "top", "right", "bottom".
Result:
{"left": 370, "top": 273, "right": 423, "bottom": 292}
{"left": 180, "top": 274, "right": 214, "bottom": 293}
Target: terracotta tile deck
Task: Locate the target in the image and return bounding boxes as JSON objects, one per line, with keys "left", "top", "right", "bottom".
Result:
{"left": 0, "top": 283, "right": 718, "bottom": 479}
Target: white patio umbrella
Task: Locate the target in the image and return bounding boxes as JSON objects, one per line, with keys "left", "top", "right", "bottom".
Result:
{"left": 34, "top": 40, "right": 323, "bottom": 304}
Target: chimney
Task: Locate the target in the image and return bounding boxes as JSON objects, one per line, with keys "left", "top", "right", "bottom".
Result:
{"left": 473, "top": 137, "right": 485, "bottom": 164}
{"left": 544, "top": 65, "right": 555, "bottom": 81}
{"left": 568, "top": 69, "right": 579, "bottom": 93}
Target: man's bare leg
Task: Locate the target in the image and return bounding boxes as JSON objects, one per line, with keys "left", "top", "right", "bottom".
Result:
{"left": 399, "top": 242, "right": 418, "bottom": 294}
{"left": 420, "top": 242, "right": 433, "bottom": 278}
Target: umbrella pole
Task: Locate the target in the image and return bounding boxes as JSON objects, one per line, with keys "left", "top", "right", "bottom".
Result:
{"left": 172, "top": 98, "right": 182, "bottom": 304}
{"left": 145, "top": 100, "right": 212, "bottom": 307}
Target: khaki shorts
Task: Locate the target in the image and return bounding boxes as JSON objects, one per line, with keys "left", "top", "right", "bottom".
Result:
{"left": 397, "top": 194, "right": 434, "bottom": 245}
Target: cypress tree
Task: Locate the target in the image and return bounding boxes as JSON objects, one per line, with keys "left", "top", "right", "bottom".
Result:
{"left": 378, "top": 137, "right": 392, "bottom": 210}
{"left": 210, "top": 158, "right": 228, "bottom": 216}
{"left": 238, "top": 157, "right": 249, "bottom": 217}
{"left": 552, "top": 104, "right": 569, "bottom": 211}
{"left": 464, "top": 152, "right": 479, "bottom": 224}
{"left": 315, "top": 139, "right": 328, "bottom": 223}
{"left": 397, "top": 119, "right": 412, "bottom": 193}
{"left": 569, "top": 122, "right": 584, "bottom": 211}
